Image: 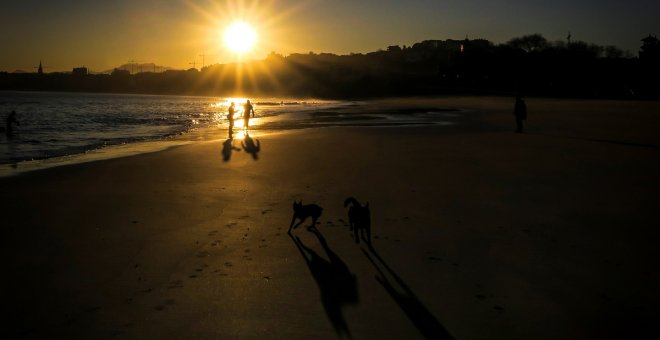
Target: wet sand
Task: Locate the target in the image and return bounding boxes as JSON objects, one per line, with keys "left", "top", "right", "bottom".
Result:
{"left": 2, "top": 97, "right": 660, "bottom": 339}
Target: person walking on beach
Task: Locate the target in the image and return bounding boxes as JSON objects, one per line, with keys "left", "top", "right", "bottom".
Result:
{"left": 513, "top": 95, "right": 527, "bottom": 133}
{"left": 5, "top": 110, "right": 20, "bottom": 138}
{"left": 243, "top": 100, "right": 255, "bottom": 132}
{"left": 227, "top": 102, "right": 237, "bottom": 137}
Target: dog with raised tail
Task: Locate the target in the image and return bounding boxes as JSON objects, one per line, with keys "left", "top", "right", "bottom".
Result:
{"left": 344, "top": 197, "right": 371, "bottom": 244}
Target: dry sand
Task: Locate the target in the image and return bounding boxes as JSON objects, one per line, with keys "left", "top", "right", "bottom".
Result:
{"left": 2, "top": 97, "right": 659, "bottom": 339}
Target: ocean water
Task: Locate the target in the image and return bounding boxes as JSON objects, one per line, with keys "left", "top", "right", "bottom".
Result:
{"left": 0, "top": 91, "right": 459, "bottom": 167}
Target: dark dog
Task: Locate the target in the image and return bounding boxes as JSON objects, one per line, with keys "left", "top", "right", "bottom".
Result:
{"left": 288, "top": 200, "right": 323, "bottom": 234}
{"left": 344, "top": 197, "right": 371, "bottom": 244}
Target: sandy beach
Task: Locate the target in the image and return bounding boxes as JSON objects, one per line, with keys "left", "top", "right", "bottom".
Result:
{"left": 2, "top": 97, "right": 659, "bottom": 339}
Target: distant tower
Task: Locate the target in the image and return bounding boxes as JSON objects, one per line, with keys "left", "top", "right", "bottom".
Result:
{"left": 38, "top": 60, "right": 43, "bottom": 74}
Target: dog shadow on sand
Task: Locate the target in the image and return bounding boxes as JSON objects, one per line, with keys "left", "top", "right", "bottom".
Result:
{"left": 290, "top": 227, "right": 358, "bottom": 338}
{"left": 344, "top": 196, "right": 453, "bottom": 339}
{"left": 361, "top": 245, "right": 454, "bottom": 340}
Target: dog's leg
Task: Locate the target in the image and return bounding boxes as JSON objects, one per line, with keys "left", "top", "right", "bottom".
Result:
{"left": 288, "top": 215, "right": 298, "bottom": 234}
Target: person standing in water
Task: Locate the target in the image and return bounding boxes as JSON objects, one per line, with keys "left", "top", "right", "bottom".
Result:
{"left": 5, "top": 110, "right": 20, "bottom": 138}
{"left": 227, "top": 102, "right": 237, "bottom": 137}
{"left": 243, "top": 100, "right": 255, "bottom": 132}
{"left": 513, "top": 95, "right": 527, "bottom": 133}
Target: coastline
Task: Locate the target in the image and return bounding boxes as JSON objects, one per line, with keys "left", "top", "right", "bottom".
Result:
{"left": 2, "top": 97, "right": 660, "bottom": 338}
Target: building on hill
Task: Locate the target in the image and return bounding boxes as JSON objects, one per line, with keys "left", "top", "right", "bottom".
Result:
{"left": 72, "top": 67, "right": 88, "bottom": 76}
{"left": 640, "top": 35, "right": 660, "bottom": 61}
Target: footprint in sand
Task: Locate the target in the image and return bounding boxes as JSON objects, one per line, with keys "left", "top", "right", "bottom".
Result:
{"left": 85, "top": 306, "right": 102, "bottom": 314}
{"left": 427, "top": 256, "right": 442, "bottom": 262}
{"left": 493, "top": 305, "right": 504, "bottom": 312}
{"left": 475, "top": 294, "right": 487, "bottom": 300}
{"left": 238, "top": 215, "right": 250, "bottom": 220}
{"left": 208, "top": 230, "right": 219, "bottom": 236}
{"left": 167, "top": 280, "right": 184, "bottom": 289}
{"left": 261, "top": 209, "right": 272, "bottom": 215}
{"left": 224, "top": 262, "right": 233, "bottom": 267}
{"left": 197, "top": 251, "right": 209, "bottom": 258}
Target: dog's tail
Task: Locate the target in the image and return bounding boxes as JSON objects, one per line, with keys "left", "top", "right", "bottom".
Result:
{"left": 344, "top": 197, "right": 361, "bottom": 208}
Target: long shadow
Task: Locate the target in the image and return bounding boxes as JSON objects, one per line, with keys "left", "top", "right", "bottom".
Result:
{"left": 362, "top": 246, "right": 454, "bottom": 340}
{"left": 221, "top": 138, "right": 241, "bottom": 162}
{"left": 290, "top": 229, "right": 358, "bottom": 338}
{"left": 242, "top": 133, "right": 261, "bottom": 160}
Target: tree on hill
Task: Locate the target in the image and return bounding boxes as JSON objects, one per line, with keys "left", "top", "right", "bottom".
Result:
{"left": 507, "top": 34, "right": 549, "bottom": 52}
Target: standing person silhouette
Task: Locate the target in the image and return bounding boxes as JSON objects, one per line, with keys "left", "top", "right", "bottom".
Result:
{"left": 243, "top": 100, "right": 255, "bottom": 132}
{"left": 227, "top": 102, "right": 237, "bottom": 137}
{"left": 513, "top": 95, "right": 527, "bottom": 133}
{"left": 5, "top": 110, "right": 20, "bottom": 138}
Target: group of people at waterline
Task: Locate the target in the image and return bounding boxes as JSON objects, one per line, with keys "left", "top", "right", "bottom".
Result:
{"left": 226, "top": 99, "right": 255, "bottom": 138}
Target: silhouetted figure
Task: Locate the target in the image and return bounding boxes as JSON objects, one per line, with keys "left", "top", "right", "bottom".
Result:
{"left": 5, "top": 111, "right": 20, "bottom": 138}
{"left": 241, "top": 133, "right": 261, "bottom": 160}
{"left": 290, "top": 229, "right": 358, "bottom": 338}
{"left": 288, "top": 200, "right": 323, "bottom": 234}
{"left": 221, "top": 138, "right": 240, "bottom": 162}
{"left": 227, "top": 102, "right": 237, "bottom": 137}
{"left": 344, "top": 197, "right": 371, "bottom": 245}
{"left": 363, "top": 248, "right": 454, "bottom": 340}
{"left": 514, "top": 95, "right": 527, "bottom": 133}
{"left": 243, "top": 99, "right": 255, "bottom": 132}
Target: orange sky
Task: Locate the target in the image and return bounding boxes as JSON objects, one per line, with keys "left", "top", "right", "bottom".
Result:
{"left": 1, "top": 0, "right": 658, "bottom": 72}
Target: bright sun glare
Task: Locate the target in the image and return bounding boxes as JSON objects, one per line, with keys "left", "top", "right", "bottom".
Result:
{"left": 224, "top": 21, "right": 256, "bottom": 54}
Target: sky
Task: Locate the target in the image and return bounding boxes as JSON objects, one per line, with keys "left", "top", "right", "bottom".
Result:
{"left": 1, "top": 0, "right": 658, "bottom": 72}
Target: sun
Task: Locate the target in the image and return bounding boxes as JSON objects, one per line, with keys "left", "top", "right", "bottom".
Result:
{"left": 224, "top": 21, "right": 257, "bottom": 54}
